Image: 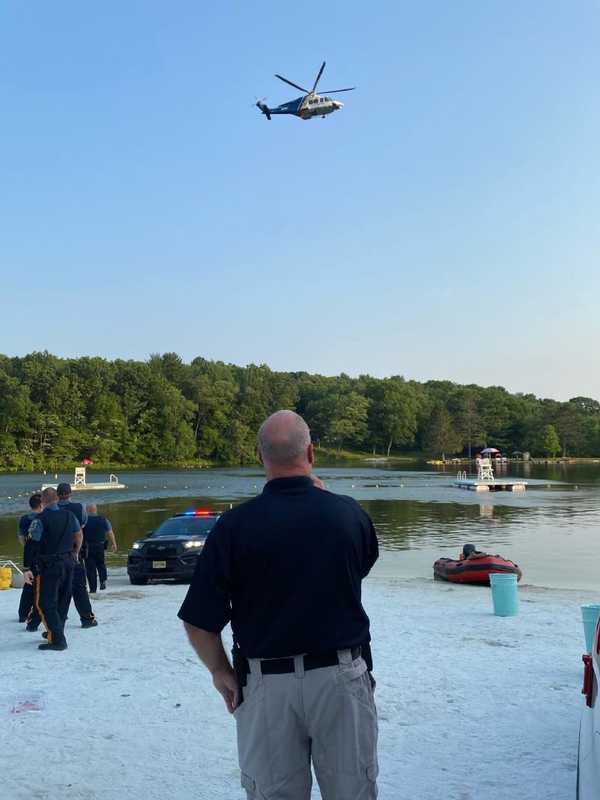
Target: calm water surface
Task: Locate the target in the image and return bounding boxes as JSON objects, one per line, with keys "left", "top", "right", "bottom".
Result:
{"left": 0, "top": 463, "right": 598, "bottom": 589}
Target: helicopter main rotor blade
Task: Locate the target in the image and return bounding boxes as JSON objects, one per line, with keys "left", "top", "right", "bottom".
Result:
{"left": 274, "top": 74, "right": 311, "bottom": 94}
{"left": 320, "top": 87, "right": 356, "bottom": 94}
{"left": 312, "top": 61, "right": 326, "bottom": 92}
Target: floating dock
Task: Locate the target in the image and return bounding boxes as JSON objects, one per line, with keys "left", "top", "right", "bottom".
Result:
{"left": 454, "top": 457, "right": 527, "bottom": 492}
{"left": 42, "top": 469, "right": 126, "bottom": 492}
{"left": 454, "top": 477, "right": 527, "bottom": 492}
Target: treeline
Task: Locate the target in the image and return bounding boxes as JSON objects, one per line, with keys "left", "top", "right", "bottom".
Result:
{"left": 0, "top": 351, "right": 599, "bottom": 470}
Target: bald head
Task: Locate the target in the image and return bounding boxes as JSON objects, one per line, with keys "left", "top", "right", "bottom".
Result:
{"left": 41, "top": 487, "right": 58, "bottom": 506}
{"left": 87, "top": 503, "right": 97, "bottom": 513}
{"left": 258, "top": 410, "right": 313, "bottom": 478}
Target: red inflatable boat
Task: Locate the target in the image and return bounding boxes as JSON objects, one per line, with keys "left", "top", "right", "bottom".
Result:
{"left": 434, "top": 547, "right": 522, "bottom": 585}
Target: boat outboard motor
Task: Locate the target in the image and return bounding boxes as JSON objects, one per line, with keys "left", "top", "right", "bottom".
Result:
{"left": 462, "top": 543, "right": 477, "bottom": 558}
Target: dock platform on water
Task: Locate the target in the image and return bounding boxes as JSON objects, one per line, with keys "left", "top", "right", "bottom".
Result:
{"left": 42, "top": 468, "right": 126, "bottom": 492}
{"left": 454, "top": 456, "right": 527, "bottom": 492}
{"left": 454, "top": 476, "right": 527, "bottom": 492}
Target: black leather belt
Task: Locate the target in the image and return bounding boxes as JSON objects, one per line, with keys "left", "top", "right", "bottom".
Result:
{"left": 244, "top": 646, "right": 361, "bottom": 676}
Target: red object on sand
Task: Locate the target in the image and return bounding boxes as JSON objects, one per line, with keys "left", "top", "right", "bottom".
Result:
{"left": 433, "top": 554, "right": 522, "bottom": 585}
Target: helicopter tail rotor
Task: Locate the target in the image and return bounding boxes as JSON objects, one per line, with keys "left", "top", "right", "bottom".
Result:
{"left": 255, "top": 98, "right": 271, "bottom": 120}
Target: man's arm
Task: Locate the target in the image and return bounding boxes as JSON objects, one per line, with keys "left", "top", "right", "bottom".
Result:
{"left": 106, "top": 520, "right": 117, "bottom": 552}
{"left": 183, "top": 623, "right": 237, "bottom": 713}
{"left": 360, "top": 514, "right": 379, "bottom": 578}
{"left": 17, "top": 516, "right": 28, "bottom": 546}
{"left": 27, "top": 518, "right": 43, "bottom": 566}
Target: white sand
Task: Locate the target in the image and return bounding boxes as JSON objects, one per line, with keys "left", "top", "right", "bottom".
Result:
{"left": 0, "top": 573, "right": 589, "bottom": 799}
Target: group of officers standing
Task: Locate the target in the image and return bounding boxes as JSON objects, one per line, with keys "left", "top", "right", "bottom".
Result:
{"left": 18, "top": 482, "right": 117, "bottom": 651}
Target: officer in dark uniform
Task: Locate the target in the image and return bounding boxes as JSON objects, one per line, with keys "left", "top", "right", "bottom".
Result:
{"left": 179, "top": 410, "right": 379, "bottom": 800}
{"left": 56, "top": 483, "right": 97, "bottom": 628}
{"left": 84, "top": 503, "right": 117, "bottom": 593}
{"left": 22, "top": 487, "right": 82, "bottom": 651}
{"left": 17, "top": 493, "right": 42, "bottom": 623}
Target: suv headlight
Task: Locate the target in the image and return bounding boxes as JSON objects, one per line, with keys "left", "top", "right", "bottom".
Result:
{"left": 184, "top": 540, "right": 204, "bottom": 549}
{"left": 132, "top": 542, "right": 142, "bottom": 550}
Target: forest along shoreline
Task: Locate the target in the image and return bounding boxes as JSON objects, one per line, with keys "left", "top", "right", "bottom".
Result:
{"left": 0, "top": 351, "right": 598, "bottom": 472}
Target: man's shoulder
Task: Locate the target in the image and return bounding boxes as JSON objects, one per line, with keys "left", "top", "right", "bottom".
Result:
{"left": 215, "top": 495, "right": 265, "bottom": 528}
{"left": 214, "top": 488, "right": 369, "bottom": 528}
{"left": 319, "top": 489, "right": 365, "bottom": 513}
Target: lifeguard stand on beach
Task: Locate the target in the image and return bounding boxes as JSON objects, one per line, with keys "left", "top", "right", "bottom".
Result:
{"left": 73, "top": 467, "right": 87, "bottom": 487}
{"left": 477, "top": 458, "right": 494, "bottom": 482}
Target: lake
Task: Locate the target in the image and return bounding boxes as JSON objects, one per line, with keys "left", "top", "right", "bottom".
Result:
{"left": 0, "top": 462, "right": 598, "bottom": 590}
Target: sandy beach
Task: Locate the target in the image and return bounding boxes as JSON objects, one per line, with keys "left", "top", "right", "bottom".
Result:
{"left": 0, "top": 573, "right": 588, "bottom": 799}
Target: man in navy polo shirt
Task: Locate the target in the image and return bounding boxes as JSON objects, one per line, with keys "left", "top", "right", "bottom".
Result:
{"left": 23, "top": 487, "right": 82, "bottom": 651}
{"left": 56, "top": 483, "right": 97, "bottom": 628}
{"left": 84, "top": 503, "right": 117, "bottom": 593}
{"left": 179, "top": 410, "right": 379, "bottom": 799}
{"left": 17, "top": 493, "right": 42, "bottom": 623}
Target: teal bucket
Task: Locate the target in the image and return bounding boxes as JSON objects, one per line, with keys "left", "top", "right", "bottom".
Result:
{"left": 490, "top": 573, "right": 519, "bottom": 617}
{"left": 581, "top": 605, "right": 600, "bottom": 653}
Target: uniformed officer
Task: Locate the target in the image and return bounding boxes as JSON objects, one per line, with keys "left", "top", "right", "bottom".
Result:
{"left": 22, "top": 487, "right": 82, "bottom": 651}
{"left": 56, "top": 483, "right": 97, "bottom": 628}
{"left": 84, "top": 503, "right": 117, "bottom": 593}
{"left": 178, "top": 410, "right": 379, "bottom": 800}
{"left": 17, "top": 493, "right": 42, "bottom": 623}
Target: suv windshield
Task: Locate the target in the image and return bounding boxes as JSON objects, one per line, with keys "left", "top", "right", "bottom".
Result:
{"left": 151, "top": 516, "right": 218, "bottom": 537}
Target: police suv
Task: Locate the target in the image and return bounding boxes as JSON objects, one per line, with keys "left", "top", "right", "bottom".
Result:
{"left": 127, "top": 510, "right": 219, "bottom": 585}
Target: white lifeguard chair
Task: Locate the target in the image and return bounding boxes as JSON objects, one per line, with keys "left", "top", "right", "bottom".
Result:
{"left": 477, "top": 458, "right": 494, "bottom": 482}
{"left": 73, "top": 467, "right": 87, "bottom": 487}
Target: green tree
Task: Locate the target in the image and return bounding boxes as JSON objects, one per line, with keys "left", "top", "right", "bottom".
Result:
{"left": 457, "top": 391, "right": 486, "bottom": 457}
{"left": 541, "top": 424, "right": 561, "bottom": 457}
{"left": 554, "top": 405, "right": 584, "bottom": 456}
{"left": 367, "top": 377, "right": 418, "bottom": 456}
{"left": 422, "top": 404, "right": 462, "bottom": 460}
{"left": 327, "top": 392, "right": 369, "bottom": 451}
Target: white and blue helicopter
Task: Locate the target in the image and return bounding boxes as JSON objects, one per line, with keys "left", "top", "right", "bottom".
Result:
{"left": 256, "top": 61, "right": 355, "bottom": 121}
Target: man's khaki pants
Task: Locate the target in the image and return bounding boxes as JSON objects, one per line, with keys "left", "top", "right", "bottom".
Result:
{"left": 234, "top": 649, "right": 378, "bottom": 799}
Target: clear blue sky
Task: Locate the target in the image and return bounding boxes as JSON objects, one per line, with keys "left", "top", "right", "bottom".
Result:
{"left": 1, "top": 2, "right": 598, "bottom": 400}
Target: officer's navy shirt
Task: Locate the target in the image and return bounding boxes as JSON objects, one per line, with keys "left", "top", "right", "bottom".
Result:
{"left": 58, "top": 499, "right": 88, "bottom": 527}
{"left": 29, "top": 503, "right": 81, "bottom": 557}
{"left": 84, "top": 513, "right": 112, "bottom": 544}
{"left": 18, "top": 512, "right": 39, "bottom": 568}
{"left": 18, "top": 513, "right": 36, "bottom": 538}
{"left": 178, "top": 476, "right": 379, "bottom": 659}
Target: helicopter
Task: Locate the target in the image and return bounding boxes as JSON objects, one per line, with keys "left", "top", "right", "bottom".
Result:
{"left": 256, "top": 61, "right": 355, "bottom": 121}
